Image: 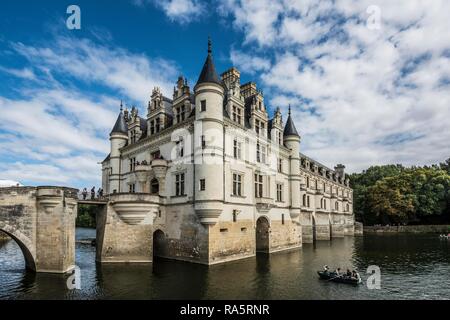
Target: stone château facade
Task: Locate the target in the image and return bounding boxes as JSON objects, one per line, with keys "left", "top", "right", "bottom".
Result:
{"left": 100, "top": 40, "right": 355, "bottom": 265}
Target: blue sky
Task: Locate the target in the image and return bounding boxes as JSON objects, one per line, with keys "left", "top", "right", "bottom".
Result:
{"left": 0, "top": 0, "right": 449, "bottom": 189}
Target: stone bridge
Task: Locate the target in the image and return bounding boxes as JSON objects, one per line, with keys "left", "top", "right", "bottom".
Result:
{"left": 0, "top": 187, "right": 159, "bottom": 273}
{"left": 0, "top": 186, "right": 78, "bottom": 273}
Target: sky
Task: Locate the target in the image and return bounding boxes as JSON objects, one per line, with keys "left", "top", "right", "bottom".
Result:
{"left": 0, "top": 0, "right": 449, "bottom": 189}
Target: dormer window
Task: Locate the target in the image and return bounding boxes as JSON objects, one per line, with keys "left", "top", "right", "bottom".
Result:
{"left": 155, "top": 118, "right": 160, "bottom": 132}
{"left": 176, "top": 105, "right": 186, "bottom": 123}
{"left": 150, "top": 120, "right": 155, "bottom": 135}
{"left": 232, "top": 106, "right": 242, "bottom": 125}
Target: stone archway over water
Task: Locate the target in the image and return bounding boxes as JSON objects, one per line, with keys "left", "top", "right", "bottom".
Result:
{"left": 256, "top": 217, "right": 270, "bottom": 253}
{"left": 0, "top": 226, "right": 36, "bottom": 271}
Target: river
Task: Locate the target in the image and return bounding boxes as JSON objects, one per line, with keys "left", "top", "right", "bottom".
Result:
{"left": 0, "top": 228, "right": 449, "bottom": 300}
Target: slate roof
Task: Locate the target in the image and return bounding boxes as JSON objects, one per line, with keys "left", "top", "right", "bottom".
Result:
{"left": 283, "top": 106, "right": 300, "bottom": 137}
{"left": 110, "top": 111, "right": 128, "bottom": 135}
{"left": 196, "top": 39, "right": 222, "bottom": 87}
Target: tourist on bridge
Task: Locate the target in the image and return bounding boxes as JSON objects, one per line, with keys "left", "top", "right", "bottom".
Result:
{"left": 91, "top": 187, "right": 95, "bottom": 200}
{"left": 82, "top": 188, "right": 88, "bottom": 200}
{"left": 98, "top": 188, "right": 103, "bottom": 198}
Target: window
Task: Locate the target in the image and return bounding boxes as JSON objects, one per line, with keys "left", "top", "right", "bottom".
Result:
{"left": 254, "top": 174, "right": 263, "bottom": 198}
{"left": 302, "top": 194, "right": 307, "bottom": 206}
{"left": 151, "top": 179, "right": 159, "bottom": 194}
{"left": 282, "top": 214, "right": 285, "bottom": 225}
{"left": 276, "top": 183, "right": 283, "bottom": 202}
{"left": 232, "top": 210, "right": 237, "bottom": 222}
{"left": 175, "top": 173, "right": 185, "bottom": 196}
{"left": 255, "top": 120, "right": 260, "bottom": 135}
{"left": 278, "top": 158, "right": 283, "bottom": 173}
{"left": 335, "top": 202, "right": 339, "bottom": 211}
{"left": 130, "top": 130, "right": 136, "bottom": 143}
{"left": 277, "top": 131, "right": 282, "bottom": 144}
{"left": 176, "top": 106, "right": 186, "bottom": 123}
{"left": 129, "top": 183, "right": 135, "bottom": 193}
{"left": 233, "top": 139, "right": 241, "bottom": 159}
{"left": 261, "top": 146, "right": 266, "bottom": 163}
{"left": 306, "top": 177, "right": 310, "bottom": 188}
{"left": 176, "top": 138, "right": 184, "bottom": 157}
{"left": 232, "top": 106, "right": 242, "bottom": 125}
{"left": 201, "top": 100, "right": 206, "bottom": 112}
{"left": 232, "top": 173, "right": 242, "bottom": 196}
{"left": 256, "top": 143, "right": 261, "bottom": 163}
{"left": 155, "top": 118, "right": 160, "bottom": 132}
{"left": 151, "top": 150, "right": 160, "bottom": 160}
{"left": 201, "top": 135, "right": 206, "bottom": 149}
{"left": 346, "top": 203, "right": 350, "bottom": 212}
{"left": 307, "top": 196, "right": 310, "bottom": 207}
{"left": 150, "top": 120, "right": 155, "bottom": 135}
{"left": 199, "top": 179, "right": 206, "bottom": 191}
{"left": 129, "top": 157, "right": 136, "bottom": 172}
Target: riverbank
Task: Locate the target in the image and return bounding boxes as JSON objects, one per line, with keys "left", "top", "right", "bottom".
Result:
{"left": 364, "top": 225, "right": 450, "bottom": 234}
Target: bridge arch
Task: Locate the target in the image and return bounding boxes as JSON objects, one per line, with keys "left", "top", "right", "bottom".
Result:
{"left": 0, "top": 224, "right": 36, "bottom": 272}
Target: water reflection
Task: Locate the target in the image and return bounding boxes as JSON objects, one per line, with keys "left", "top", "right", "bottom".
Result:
{"left": 0, "top": 229, "right": 449, "bottom": 300}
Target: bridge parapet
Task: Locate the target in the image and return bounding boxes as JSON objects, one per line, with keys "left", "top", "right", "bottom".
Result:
{"left": 0, "top": 186, "right": 78, "bottom": 273}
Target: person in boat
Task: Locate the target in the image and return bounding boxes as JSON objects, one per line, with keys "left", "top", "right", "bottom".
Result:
{"left": 323, "top": 265, "right": 329, "bottom": 271}
{"left": 346, "top": 269, "right": 352, "bottom": 277}
{"left": 335, "top": 268, "right": 341, "bottom": 276}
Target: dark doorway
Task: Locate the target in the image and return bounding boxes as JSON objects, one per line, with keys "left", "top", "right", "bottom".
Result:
{"left": 153, "top": 229, "right": 167, "bottom": 258}
{"left": 256, "top": 217, "right": 270, "bottom": 253}
{"left": 150, "top": 179, "right": 159, "bottom": 195}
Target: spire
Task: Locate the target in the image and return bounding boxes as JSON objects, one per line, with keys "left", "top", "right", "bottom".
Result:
{"left": 196, "top": 37, "right": 222, "bottom": 87}
{"left": 110, "top": 104, "right": 128, "bottom": 135}
{"left": 283, "top": 105, "right": 300, "bottom": 138}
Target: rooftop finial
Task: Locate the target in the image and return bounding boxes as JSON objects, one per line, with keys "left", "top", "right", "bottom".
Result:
{"left": 120, "top": 100, "right": 123, "bottom": 112}
{"left": 208, "top": 36, "right": 212, "bottom": 55}
{"left": 288, "top": 104, "right": 291, "bottom": 117}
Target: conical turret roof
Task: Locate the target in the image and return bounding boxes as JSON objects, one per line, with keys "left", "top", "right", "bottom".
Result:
{"left": 196, "top": 38, "right": 222, "bottom": 87}
{"left": 110, "top": 104, "right": 128, "bottom": 135}
{"left": 283, "top": 105, "right": 300, "bottom": 137}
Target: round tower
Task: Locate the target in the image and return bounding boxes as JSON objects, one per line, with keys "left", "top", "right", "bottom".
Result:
{"left": 283, "top": 105, "right": 301, "bottom": 219}
{"left": 109, "top": 103, "right": 128, "bottom": 194}
{"left": 193, "top": 38, "right": 224, "bottom": 225}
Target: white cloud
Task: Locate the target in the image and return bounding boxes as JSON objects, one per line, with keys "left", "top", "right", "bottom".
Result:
{"left": 219, "top": 0, "right": 450, "bottom": 172}
{"left": 0, "top": 66, "right": 36, "bottom": 80}
{"left": 0, "top": 34, "right": 179, "bottom": 188}
{"left": 230, "top": 49, "right": 270, "bottom": 74}
{"left": 136, "top": 0, "right": 206, "bottom": 24}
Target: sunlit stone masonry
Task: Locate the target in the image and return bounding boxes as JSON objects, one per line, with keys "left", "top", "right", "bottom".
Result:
{"left": 99, "top": 39, "right": 355, "bottom": 265}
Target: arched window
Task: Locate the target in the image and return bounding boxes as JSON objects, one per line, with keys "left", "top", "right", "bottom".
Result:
{"left": 346, "top": 204, "right": 350, "bottom": 212}
{"left": 302, "top": 194, "right": 307, "bottom": 206}
{"left": 151, "top": 178, "right": 159, "bottom": 194}
{"left": 306, "top": 177, "right": 310, "bottom": 188}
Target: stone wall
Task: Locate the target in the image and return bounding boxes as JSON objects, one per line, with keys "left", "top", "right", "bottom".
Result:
{"left": 156, "top": 206, "right": 209, "bottom": 264}
{"left": 97, "top": 201, "right": 153, "bottom": 263}
{"left": 0, "top": 186, "right": 78, "bottom": 273}
{"left": 209, "top": 220, "right": 255, "bottom": 264}
{"left": 364, "top": 224, "right": 450, "bottom": 234}
{"left": 268, "top": 220, "right": 302, "bottom": 252}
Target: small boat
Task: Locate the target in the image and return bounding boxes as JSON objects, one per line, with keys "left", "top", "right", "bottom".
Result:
{"left": 317, "top": 271, "right": 361, "bottom": 285}
{"left": 439, "top": 234, "right": 450, "bottom": 239}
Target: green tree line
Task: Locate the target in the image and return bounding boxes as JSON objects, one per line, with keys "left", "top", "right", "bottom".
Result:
{"left": 76, "top": 204, "right": 99, "bottom": 228}
{"left": 350, "top": 158, "right": 450, "bottom": 225}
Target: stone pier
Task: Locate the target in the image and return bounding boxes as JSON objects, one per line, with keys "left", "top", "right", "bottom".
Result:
{"left": 0, "top": 186, "right": 78, "bottom": 273}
